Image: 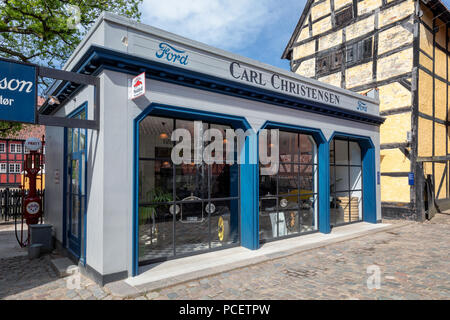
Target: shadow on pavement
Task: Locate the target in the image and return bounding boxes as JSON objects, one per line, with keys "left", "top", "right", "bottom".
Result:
{"left": 0, "top": 225, "right": 60, "bottom": 299}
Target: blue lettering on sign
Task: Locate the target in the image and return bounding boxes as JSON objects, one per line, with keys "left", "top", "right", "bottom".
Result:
{"left": 0, "top": 59, "right": 36, "bottom": 124}
{"left": 357, "top": 101, "right": 368, "bottom": 112}
{"left": 155, "top": 43, "right": 189, "bottom": 65}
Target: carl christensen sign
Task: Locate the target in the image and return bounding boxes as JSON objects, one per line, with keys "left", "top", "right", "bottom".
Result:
{"left": 229, "top": 61, "right": 341, "bottom": 106}
{"left": 0, "top": 59, "right": 37, "bottom": 124}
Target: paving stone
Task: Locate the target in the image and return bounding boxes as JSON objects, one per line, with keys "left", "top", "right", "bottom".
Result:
{"left": 167, "top": 292, "right": 178, "bottom": 299}
{"left": 2, "top": 214, "right": 450, "bottom": 300}
{"left": 146, "top": 291, "right": 160, "bottom": 300}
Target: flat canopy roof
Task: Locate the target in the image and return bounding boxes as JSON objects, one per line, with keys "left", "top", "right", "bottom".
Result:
{"left": 41, "top": 12, "right": 382, "bottom": 124}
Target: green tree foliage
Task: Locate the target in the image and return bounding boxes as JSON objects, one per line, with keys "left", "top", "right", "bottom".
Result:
{"left": 0, "top": 121, "right": 22, "bottom": 137}
{"left": 0, "top": 0, "right": 142, "bottom": 136}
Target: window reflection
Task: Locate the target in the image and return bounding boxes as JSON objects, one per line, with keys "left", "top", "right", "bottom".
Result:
{"left": 259, "top": 130, "right": 318, "bottom": 242}
{"left": 138, "top": 116, "right": 240, "bottom": 264}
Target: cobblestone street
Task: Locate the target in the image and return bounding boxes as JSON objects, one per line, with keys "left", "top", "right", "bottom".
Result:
{"left": 1, "top": 214, "right": 449, "bottom": 300}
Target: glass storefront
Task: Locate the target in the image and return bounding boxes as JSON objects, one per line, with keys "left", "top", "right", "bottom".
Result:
{"left": 137, "top": 114, "right": 369, "bottom": 263}
{"left": 330, "top": 138, "right": 363, "bottom": 226}
{"left": 138, "top": 116, "right": 240, "bottom": 265}
{"left": 259, "top": 130, "right": 318, "bottom": 242}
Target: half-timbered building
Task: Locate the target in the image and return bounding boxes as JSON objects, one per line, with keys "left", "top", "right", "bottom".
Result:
{"left": 282, "top": 0, "right": 450, "bottom": 220}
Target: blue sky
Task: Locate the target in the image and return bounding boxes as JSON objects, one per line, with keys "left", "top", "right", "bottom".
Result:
{"left": 140, "top": 0, "right": 306, "bottom": 70}
{"left": 140, "top": 0, "right": 450, "bottom": 71}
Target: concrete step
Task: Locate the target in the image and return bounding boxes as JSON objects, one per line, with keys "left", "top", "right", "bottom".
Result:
{"left": 51, "top": 257, "right": 78, "bottom": 277}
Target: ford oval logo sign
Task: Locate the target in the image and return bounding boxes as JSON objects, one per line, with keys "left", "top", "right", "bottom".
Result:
{"left": 155, "top": 42, "right": 189, "bottom": 66}
{"left": 357, "top": 101, "right": 368, "bottom": 112}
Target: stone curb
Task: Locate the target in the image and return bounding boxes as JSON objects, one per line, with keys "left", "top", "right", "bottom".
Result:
{"left": 105, "top": 222, "right": 413, "bottom": 298}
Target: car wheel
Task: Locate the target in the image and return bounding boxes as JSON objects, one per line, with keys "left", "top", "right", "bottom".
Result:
{"left": 218, "top": 215, "right": 229, "bottom": 242}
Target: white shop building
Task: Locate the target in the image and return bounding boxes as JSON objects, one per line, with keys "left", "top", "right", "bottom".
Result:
{"left": 41, "top": 13, "right": 383, "bottom": 284}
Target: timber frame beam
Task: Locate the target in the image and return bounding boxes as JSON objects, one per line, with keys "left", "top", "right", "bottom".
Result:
{"left": 37, "top": 66, "right": 100, "bottom": 130}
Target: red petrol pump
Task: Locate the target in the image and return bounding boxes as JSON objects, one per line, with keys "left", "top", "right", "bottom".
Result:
{"left": 15, "top": 136, "right": 45, "bottom": 247}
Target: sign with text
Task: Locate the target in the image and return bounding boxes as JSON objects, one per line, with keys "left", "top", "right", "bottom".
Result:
{"left": 25, "top": 137, "right": 42, "bottom": 151}
{"left": 129, "top": 72, "right": 146, "bottom": 100}
{"left": 229, "top": 61, "right": 342, "bottom": 107}
{"left": 0, "top": 59, "right": 36, "bottom": 123}
{"left": 130, "top": 35, "right": 379, "bottom": 116}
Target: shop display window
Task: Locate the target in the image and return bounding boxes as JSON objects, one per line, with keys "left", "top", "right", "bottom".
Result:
{"left": 330, "top": 138, "right": 363, "bottom": 226}
{"left": 138, "top": 116, "right": 240, "bottom": 264}
{"left": 259, "top": 130, "right": 318, "bottom": 242}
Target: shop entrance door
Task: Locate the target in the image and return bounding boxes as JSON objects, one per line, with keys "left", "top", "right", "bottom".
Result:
{"left": 65, "top": 106, "right": 87, "bottom": 260}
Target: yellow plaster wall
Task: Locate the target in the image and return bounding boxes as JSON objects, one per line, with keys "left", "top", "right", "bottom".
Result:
{"left": 311, "top": 0, "right": 331, "bottom": 21}
{"left": 378, "top": 82, "right": 411, "bottom": 112}
{"left": 319, "top": 30, "right": 343, "bottom": 51}
{"left": 378, "top": 24, "right": 414, "bottom": 56}
{"left": 448, "top": 55, "right": 450, "bottom": 79}
{"left": 296, "top": 58, "right": 316, "bottom": 78}
{"left": 345, "top": 16, "right": 374, "bottom": 41}
{"left": 334, "top": 0, "right": 352, "bottom": 11}
{"left": 420, "top": 25, "right": 433, "bottom": 57}
{"left": 418, "top": 117, "right": 433, "bottom": 157}
{"left": 358, "top": 0, "right": 382, "bottom": 16}
{"left": 346, "top": 61, "right": 373, "bottom": 88}
{"left": 435, "top": 79, "right": 447, "bottom": 121}
{"left": 292, "top": 40, "right": 315, "bottom": 60}
{"left": 424, "top": 162, "right": 433, "bottom": 175}
{"left": 297, "top": 27, "right": 310, "bottom": 42}
{"left": 380, "top": 176, "right": 411, "bottom": 202}
{"left": 312, "top": 16, "right": 332, "bottom": 36}
{"left": 380, "top": 148, "right": 411, "bottom": 173}
{"left": 435, "top": 48, "right": 447, "bottom": 80}
{"left": 435, "top": 123, "right": 447, "bottom": 157}
{"left": 380, "top": 112, "right": 411, "bottom": 144}
{"left": 379, "top": 0, "right": 415, "bottom": 28}
{"left": 419, "top": 52, "right": 433, "bottom": 71}
{"left": 435, "top": 163, "right": 447, "bottom": 199}
{"left": 377, "top": 48, "right": 413, "bottom": 81}
{"left": 418, "top": 70, "right": 433, "bottom": 116}
{"left": 448, "top": 85, "right": 450, "bottom": 154}
{"left": 318, "top": 72, "right": 342, "bottom": 87}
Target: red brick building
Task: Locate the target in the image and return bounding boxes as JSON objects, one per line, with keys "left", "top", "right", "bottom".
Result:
{"left": 0, "top": 97, "right": 45, "bottom": 188}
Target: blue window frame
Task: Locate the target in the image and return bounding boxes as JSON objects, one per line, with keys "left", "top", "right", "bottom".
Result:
{"left": 328, "top": 132, "right": 377, "bottom": 225}
{"left": 258, "top": 121, "right": 328, "bottom": 242}
{"left": 133, "top": 103, "right": 253, "bottom": 276}
{"left": 63, "top": 102, "right": 88, "bottom": 263}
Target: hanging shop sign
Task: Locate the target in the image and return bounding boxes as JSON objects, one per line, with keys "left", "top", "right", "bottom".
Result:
{"left": 129, "top": 72, "right": 146, "bottom": 100}
{"left": 0, "top": 59, "right": 37, "bottom": 124}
